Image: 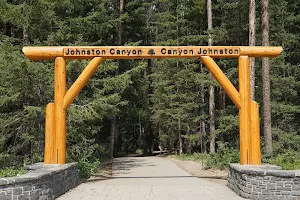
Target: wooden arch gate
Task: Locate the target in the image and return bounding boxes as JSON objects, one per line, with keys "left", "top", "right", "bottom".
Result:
{"left": 23, "top": 46, "right": 282, "bottom": 165}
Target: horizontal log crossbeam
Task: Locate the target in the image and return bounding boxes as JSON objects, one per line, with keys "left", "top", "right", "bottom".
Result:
{"left": 23, "top": 46, "right": 282, "bottom": 60}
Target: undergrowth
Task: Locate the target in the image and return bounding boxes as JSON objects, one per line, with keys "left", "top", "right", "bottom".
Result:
{"left": 78, "top": 158, "right": 103, "bottom": 179}
{"left": 267, "top": 151, "right": 300, "bottom": 170}
{"left": 169, "top": 146, "right": 300, "bottom": 170}
{"left": 0, "top": 166, "right": 25, "bottom": 178}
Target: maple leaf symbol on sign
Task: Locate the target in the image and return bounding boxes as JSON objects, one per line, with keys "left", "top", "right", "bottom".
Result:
{"left": 148, "top": 49, "right": 155, "bottom": 55}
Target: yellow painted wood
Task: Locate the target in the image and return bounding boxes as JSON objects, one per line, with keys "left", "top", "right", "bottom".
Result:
{"left": 23, "top": 45, "right": 284, "bottom": 166}
{"left": 238, "top": 56, "right": 251, "bottom": 165}
{"left": 22, "top": 46, "right": 283, "bottom": 60}
{"left": 44, "top": 103, "right": 55, "bottom": 164}
{"left": 249, "top": 101, "right": 262, "bottom": 165}
{"left": 63, "top": 57, "right": 103, "bottom": 109}
{"left": 54, "top": 57, "right": 66, "bottom": 164}
{"left": 200, "top": 56, "right": 241, "bottom": 109}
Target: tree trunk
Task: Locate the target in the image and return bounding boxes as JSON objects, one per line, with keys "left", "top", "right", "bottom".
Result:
{"left": 249, "top": 0, "right": 256, "bottom": 100}
{"left": 23, "top": 26, "right": 29, "bottom": 44}
{"left": 262, "top": 0, "right": 273, "bottom": 157}
{"left": 118, "top": 0, "right": 124, "bottom": 46}
{"left": 207, "top": 0, "right": 215, "bottom": 153}
{"left": 178, "top": 118, "right": 183, "bottom": 154}
{"left": 219, "top": 88, "right": 225, "bottom": 109}
{"left": 200, "top": 64, "right": 206, "bottom": 154}
{"left": 147, "top": 59, "right": 154, "bottom": 154}
{"left": 207, "top": 0, "right": 212, "bottom": 46}
{"left": 109, "top": 0, "right": 124, "bottom": 158}
{"left": 109, "top": 117, "right": 116, "bottom": 158}
{"left": 209, "top": 87, "right": 215, "bottom": 153}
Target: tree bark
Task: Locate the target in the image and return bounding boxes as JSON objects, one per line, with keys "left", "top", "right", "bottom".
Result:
{"left": 109, "top": 0, "right": 124, "bottom": 158}
{"left": 23, "top": 1, "right": 29, "bottom": 44}
{"left": 249, "top": 0, "right": 256, "bottom": 100}
{"left": 178, "top": 118, "right": 183, "bottom": 154}
{"left": 207, "top": 0, "right": 215, "bottom": 153}
{"left": 209, "top": 86, "right": 215, "bottom": 153}
{"left": 219, "top": 87, "right": 226, "bottom": 109}
{"left": 262, "top": 0, "right": 273, "bottom": 157}
{"left": 200, "top": 64, "right": 206, "bottom": 154}
{"left": 118, "top": 0, "right": 124, "bottom": 46}
{"left": 109, "top": 117, "right": 116, "bottom": 158}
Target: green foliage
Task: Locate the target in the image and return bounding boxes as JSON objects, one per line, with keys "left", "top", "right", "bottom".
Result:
{"left": 78, "top": 158, "right": 103, "bottom": 179}
{"left": 267, "top": 151, "right": 300, "bottom": 170}
{"left": 0, "top": 166, "right": 25, "bottom": 178}
{"left": 168, "top": 153, "right": 208, "bottom": 162}
{"left": 205, "top": 143, "right": 239, "bottom": 170}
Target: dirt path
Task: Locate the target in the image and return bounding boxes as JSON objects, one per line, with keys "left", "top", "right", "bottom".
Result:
{"left": 57, "top": 157, "right": 244, "bottom": 200}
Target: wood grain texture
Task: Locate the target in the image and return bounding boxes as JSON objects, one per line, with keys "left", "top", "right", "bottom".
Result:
{"left": 23, "top": 46, "right": 282, "bottom": 60}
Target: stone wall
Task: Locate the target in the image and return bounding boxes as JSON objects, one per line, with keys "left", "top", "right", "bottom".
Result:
{"left": 0, "top": 163, "right": 79, "bottom": 200}
{"left": 228, "top": 163, "right": 300, "bottom": 200}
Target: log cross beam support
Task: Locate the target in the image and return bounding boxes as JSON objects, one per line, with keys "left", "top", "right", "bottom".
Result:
{"left": 200, "top": 55, "right": 261, "bottom": 165}
{"left": 22, "top": 46, "right": 282, "bottom": 165}
{"left": 45, "top": 57, "right": 103, "bottom": 164}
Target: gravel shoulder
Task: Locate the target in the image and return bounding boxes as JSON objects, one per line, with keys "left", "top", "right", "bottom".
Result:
{"left": 168, "top": 158, "right": 228, "bottom": 185}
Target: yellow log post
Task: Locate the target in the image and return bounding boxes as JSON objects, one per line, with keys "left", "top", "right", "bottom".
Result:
{"left": 63, "top": 57, "right": 103, "bottom": 109}
{"left": 238, "top": 56, "right": 251, "bottom": 165}
{"left": 250, "top": 101, "right": 262, "bottom": 165}
{"left": 200, "top": 56, "right": 241, "bottom": 109}
{"left": 44, "top": 103, "right": 55, "bottom": 164}
{"left": 54, "top": 57, "right": 67, "bottom": 164}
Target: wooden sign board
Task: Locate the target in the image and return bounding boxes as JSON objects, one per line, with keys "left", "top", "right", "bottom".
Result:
{"left": 63, "top": 46, "right": 240, "bottom": 58}
{"left": 23, "top": 46, "right": 283, "bottom": 60}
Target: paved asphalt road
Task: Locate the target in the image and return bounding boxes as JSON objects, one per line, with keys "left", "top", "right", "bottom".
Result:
{"left": 57, "top": 156, "right": 244, "bottom": 200}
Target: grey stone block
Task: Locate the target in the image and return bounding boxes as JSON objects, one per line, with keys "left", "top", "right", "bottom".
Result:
{"left": 292, "top": 185, "right": 300, "bottom": 190}
{"left": 23, "top": 186, "right": 34, "bottom": 192}
{"left": 19, "top": 194, "right": 30, "bottom": 200}
{"left": 271, "top": 195, "right": 285, "bottom": 200}
{"left": 13, "top": 187, "right": 23, "bottom": 195}
{"left": 277, "top": 186, "right": 292, "bottom": 191}
{"left": 291, "top": 190, "right": 300, "bottom": 196}
{"left": 286, "top": 197, "right": 299, "bottom": 200}
{"left": 276, "top": 181, "right": 284, "bottom": 186}
{"left": 0, "top": 195, "right": 13, "bottom": 200}
{"left": 0, "top": 179, "right": 9, "bottom": 185}
{"left": 266, "top": 183, "right": 276, "bottom": 190}
{"left": 267, "top": 170, "right": 296, "bottom": 178}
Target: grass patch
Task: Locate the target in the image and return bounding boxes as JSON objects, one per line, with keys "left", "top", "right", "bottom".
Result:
{"left": 168, "top": 143, "right": 239, "bottom": 170}
{"left": 0, "top": 166, "right": 25, "bottom": 178}
{"left": 168, "top": 153, "right": 207, "bottom": 162}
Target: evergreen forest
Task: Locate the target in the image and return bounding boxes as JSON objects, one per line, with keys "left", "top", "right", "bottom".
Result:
{"left": 0, "top": 0, "right": 300, "bottom": 176}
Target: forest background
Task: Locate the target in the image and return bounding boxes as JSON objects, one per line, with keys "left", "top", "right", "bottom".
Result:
{"left": 0, "top": 0, "right": 300, "bottom": 177}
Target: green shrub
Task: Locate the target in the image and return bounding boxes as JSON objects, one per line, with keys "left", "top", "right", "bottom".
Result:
{"left": 205, "top": 142, "right": 239, "bottom": 170}
{"left": 267, "top": 151, "right": 300, "bottom": 170}
{"left": 78, "top": 158, "right": 102, "bottom": 179}
{"left": 0, "top": 166, "right": 25, "bottom": 178}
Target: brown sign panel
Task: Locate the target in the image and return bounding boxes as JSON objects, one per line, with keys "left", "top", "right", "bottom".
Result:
{"left": 63, "top": 46, "right": 240, "bottom": 59}
{"left": 22, "top": 46, "right": 283, "bottom": 60}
